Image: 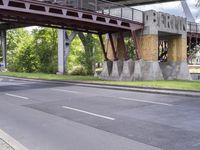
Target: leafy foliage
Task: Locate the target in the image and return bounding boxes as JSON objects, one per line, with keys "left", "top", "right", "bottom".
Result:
{"left": 5, "top": 27, "right": 104, "bottom": 75}
{"left": 197, "top": 0, "right": 200, "bottom": 6}
{"left": 32, "top": 27, "right": 58, "bottom": 73}
{"left": 7, "top": 29, "right": 38, "bottom": 72}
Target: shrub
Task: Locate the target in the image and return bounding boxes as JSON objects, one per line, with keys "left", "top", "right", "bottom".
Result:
{"left": 69, "top": 65, "right": 87, "bottom": 76}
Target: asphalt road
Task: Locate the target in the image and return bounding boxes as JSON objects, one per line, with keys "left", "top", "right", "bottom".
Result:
{"left": 0, "top": 77, "right": 200, "bottom": 150}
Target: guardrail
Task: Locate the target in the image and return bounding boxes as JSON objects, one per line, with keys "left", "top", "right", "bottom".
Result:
{"left": 187, "top": 22, "right": 200, "bottom": 33}
{"left": 34, "top": 0, "right": 143, "bottom": 23}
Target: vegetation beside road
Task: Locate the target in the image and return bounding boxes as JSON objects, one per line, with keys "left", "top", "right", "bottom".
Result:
{"left": 0, "top": 72, "right": 200, "bottom": 91}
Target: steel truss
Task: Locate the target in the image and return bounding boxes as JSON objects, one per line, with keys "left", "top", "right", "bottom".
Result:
{"left": 0, "top": 0, "right": 143, "bottom": 34}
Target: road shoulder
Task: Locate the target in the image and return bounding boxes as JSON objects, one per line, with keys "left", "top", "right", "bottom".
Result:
{"left": 0, "top": 129, "right": 28, "bottom": 150}
{"left": 0, "top": 76, "right": 200, "bottom": 97}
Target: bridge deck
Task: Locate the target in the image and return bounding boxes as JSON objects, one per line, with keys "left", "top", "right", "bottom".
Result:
{"left": 187, "top": 22, "right": 200, "bottom": 38}
{"left": 0, "top": 0, "right": 143, "bottom": 33}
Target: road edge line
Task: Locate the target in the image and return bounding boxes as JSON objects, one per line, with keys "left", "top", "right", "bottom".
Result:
{"left": 0, "top": 129, "right": 28, "bottom": 150}
{"left": 0, "top": 75, "right": 200, "bottom": 97}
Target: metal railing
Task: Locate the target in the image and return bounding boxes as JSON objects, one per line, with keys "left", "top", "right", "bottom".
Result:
{"left": 34, "top": 0, "right": 144, "bottom": 23}
{"left": 187, "top": 22, "right": 200, "bottom": 33}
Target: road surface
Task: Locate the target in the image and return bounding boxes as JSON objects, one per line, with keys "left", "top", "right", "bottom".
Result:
{"left": 0, "top": 77, "right": 200, "bottom": 150}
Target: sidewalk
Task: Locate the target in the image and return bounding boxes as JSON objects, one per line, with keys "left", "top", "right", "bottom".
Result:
{"left": 1, "top": 76, "right": 200, "bottom": 97}
{"left": 0, "top": 129, "right": 27, "bottom": 150}
{"left": 0, "top": 138, "right": 14, "bottom": 150}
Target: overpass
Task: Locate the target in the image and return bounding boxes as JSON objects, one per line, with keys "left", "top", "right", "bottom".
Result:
{"left": 0, "top": 0, "right": 199, "bottom": 80}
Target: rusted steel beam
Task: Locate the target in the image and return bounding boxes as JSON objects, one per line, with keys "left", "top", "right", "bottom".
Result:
{"left": 108, "top": 33, "right": 118, "bottom": 60}
{"left": 99, "top": 34, "right": 108, "bottom": 61}
{"left": 131, "top": 30, "right": 141, "bottom": 60}
{"left": 0, "top": 0, "right": 143, "bottom": 32}
{"left": 119, "top": 31, "right": 129, "bottom": 60}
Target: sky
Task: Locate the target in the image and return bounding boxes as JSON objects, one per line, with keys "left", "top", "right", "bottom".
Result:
{"left": 133, "top": 0, "right": 200, "bottom": 23}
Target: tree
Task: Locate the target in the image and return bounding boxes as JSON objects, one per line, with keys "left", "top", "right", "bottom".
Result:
{"left": 6, "top": 27, "right": 104, "bottom": 75}
{"left": 197, "top": 0, "right": 200, "bottom": 6}
{"left": 7, "top": 28, "right": 38, "bottom": 72}
{"left": 32, "top": 27, "right": 58, "bottom": 73}
{"left": 78, "top": 33, "right": 103, "bottom": 75}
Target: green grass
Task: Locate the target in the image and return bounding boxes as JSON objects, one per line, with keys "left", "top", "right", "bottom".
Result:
{"left": 0, "top": 72, "right": 200, "bottom": 91}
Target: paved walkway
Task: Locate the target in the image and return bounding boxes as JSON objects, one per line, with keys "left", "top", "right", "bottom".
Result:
{"left": 0, "top": 139, "right": 14, "bottom": 150}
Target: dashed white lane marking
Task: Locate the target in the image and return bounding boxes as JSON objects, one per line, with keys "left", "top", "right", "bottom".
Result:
{"left": 5, "top": 93, "right": 30, "bottom": 100}
{"left": 62, "top": 106, "right": 115, "bottom": 121}
{"left": 51, "top": 88, "right": 80, "bottom": 94}
{"left": 119, "top": 97, "right": 173, "bottom": 106}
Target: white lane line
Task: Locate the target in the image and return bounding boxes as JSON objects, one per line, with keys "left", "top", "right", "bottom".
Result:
{"left": 119, "top": 97, "right": 173, "bottom": 106}
{"left": 62, "top": 106, "right": 115, "bottom": 121}
{"left": 5, "top": 93, "right": 30, "bottom": 100}
{"left": 51, "top": 88, "right": 80, "bottom": 94}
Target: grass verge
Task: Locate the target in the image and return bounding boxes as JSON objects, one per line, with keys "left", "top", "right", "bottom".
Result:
{"left": 0, "top": 72, "right": 200, "bottom": 91}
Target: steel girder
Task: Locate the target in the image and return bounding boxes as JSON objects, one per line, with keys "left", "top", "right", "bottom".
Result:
{"left": 0, "top": 0, "right": 143, "bottom": 33}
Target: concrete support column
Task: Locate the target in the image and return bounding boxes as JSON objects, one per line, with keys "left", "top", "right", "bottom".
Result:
{"left": 168, "top": 36, "right": 187, "bottom": 62}
{"left": 58, "top": 29, "right": 66, "bottom": 74}
{"left": 161, "top": 36, "right": 191, "bottom": 80}
{"left": 168, "top": 37, "right": 177, "bottom": 62}
{"left": 1, "top": 30, "right": 7, "bottom": 68}
{"left": 57, "top": 29, "right": 77, "bottom": 74}
{"left": 139, "top": 34, "right": 158, "bottom": 61}
{"left": 176, "top": 37, "right": 187, "bottom": 62}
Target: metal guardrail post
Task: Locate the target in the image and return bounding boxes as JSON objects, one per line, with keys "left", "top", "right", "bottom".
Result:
{"left": 120, "top": 7, "right": 122, "bottom": 18}
{"left": 132, "top": 9, "right": 134, "bottom": 21}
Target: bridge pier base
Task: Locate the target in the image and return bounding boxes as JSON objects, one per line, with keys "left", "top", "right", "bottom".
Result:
{"left": 141, "top": 60, "right": 164, "bottom": 80}
{"left": 137, "top": 34, "right": 164, "bottom": 80}
{"left": 160, "top": 36, "right": 191, "bottom": 80}
{"left": 100, "top": 61, "right": 113, "bottom": 80}
{"left": 120, "top": 59, "right": 134, "bottom": 81}
{"left": 160, "top": 61, "right": 191, "bottom": 80}
{"left": 110, "top": 60, "right": 123, "bottom": 80}
{"left": 0, "top": 30, "right": 7, "bottom": 68}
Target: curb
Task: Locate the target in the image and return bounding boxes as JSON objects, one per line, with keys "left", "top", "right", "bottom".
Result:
{"left": 0, "top": 75, "right": 200, "bottom": 97}
{"left": 0, "top": 129, "right": 28, "bottom": 150}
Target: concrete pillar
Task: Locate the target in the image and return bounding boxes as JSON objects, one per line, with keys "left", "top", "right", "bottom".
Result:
{"left": 168, "top": 36, "right": 187, "bottom": 62}
{"left": 136, "top": 34, "right": 163, "bottom": 80}
{"left": 1, "top": 30, "right": 7, "bottom": 68}
{"left": 168, "top": 37, "right": 177, "bottom": 62}
{"left": 139, "top": 34, "right": 158, "bottom": 61}
{"left": 57, "top": 29, "right": 77, "bottom": 74}
{"left": 161, "top": 36, "right": 191, "bottom": 80}
{"left": 57, "top": 29, "right": 66, "bottom": 74}
{"left": 176, "top": 37, "right": 187, "bottom": 62}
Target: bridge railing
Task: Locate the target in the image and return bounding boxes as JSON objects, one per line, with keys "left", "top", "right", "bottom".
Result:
{"left": 187, "top": 22, "right": 200, "bottom": 33}
{"left": 34, "top": 0, "right": 143, "bottom": 23}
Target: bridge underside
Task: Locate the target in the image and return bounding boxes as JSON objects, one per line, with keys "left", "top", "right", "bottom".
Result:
{"left": 0, "top": 0, "right": 143, "bottom": 34}
{"left": 0, "top": 22, "right": 28, "bottom": 30}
